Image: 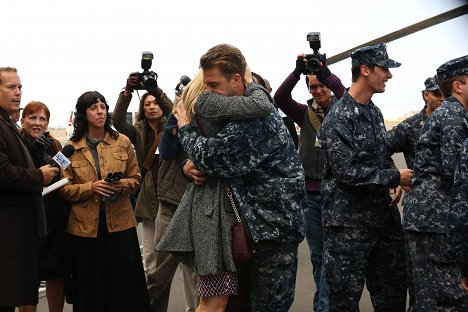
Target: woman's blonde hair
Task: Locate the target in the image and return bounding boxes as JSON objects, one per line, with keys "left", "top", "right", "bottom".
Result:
{"left": 179, "top": 69, "right": 206, "bottom": 120}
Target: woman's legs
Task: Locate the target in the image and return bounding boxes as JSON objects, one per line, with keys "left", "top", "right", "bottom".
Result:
{"left": 196, "top": 295, "right": 229, "bottom": 312}
{"left": 46, "top": 277, "right": 65, "bottom": 312}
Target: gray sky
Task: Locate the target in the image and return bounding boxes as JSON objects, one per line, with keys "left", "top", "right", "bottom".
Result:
{"left": 2, "top": 0, "right": 467, "bottom": 127}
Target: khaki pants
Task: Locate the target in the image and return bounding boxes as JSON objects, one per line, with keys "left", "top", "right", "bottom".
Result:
{"left": 146, "top": 201, "right": 199, "bottom": 312}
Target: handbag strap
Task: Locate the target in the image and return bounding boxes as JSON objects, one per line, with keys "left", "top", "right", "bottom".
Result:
{"left": 224, "top": 180, "right": 243, "bottom": 224}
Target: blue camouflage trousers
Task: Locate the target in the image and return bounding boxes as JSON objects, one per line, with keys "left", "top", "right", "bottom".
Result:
{"left": 323, "top": 216, "right": 407, "bottom": 312}
{"left": 248, "top": 240, "right": 298, "bottom": 312}
{"left": 406, "top": 231, "right": 468, "bottom": 311}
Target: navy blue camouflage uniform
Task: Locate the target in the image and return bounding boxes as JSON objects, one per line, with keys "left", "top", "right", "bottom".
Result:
{"left": 387, "top": 106, "right": 427, "bottom": 171}
{"left": 317, "top": 91, "right": 407, "bottom": 312}
{"left": 403, "top": 95, "right": 468, "bottom": 310}
{"left": 178, "top": 107, "right": 306, "bottom": 312}
{"left": 448, "top": 139, "right": 468, "bottom": 279}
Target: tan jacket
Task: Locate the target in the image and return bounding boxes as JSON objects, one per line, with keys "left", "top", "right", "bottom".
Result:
{"left": 59, "top": 132, "right": 141, "bottom": 237}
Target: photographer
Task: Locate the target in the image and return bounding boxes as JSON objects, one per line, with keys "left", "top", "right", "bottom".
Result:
{"left": 273, "top": 52, "right": 345, "bottom": 312}
{"left": 113, "top": 70, "right": 197, "bottom": 312}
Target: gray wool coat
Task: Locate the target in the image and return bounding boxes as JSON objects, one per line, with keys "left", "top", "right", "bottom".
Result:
{"left": 157, "top": 83, "right": 274, "bottom": 275}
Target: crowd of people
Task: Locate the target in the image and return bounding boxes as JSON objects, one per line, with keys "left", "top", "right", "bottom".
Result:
{"left": 0, "top": 41, "right": 467, "bottom": 312}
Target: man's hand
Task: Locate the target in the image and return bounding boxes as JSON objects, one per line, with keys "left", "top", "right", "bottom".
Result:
{"left": 174, "top": 105, "right": 190, "bottom": 129}
{"left": 293, "top": 54, "right": 307, "bottom": 79}
{"left": 125, "top": 72, "right": 143, "bottom": 92}
{"left": 389, "top": 186, "right": 402, "bottom": 207}
{"left": 461, "top": 277, "right": 468, "bottom": 291}
{"left": 399, "top": 169, "right": 413, "bottom": 187}
{"left": 183, "top": 159, "right": 207, "bottom": 185}
{"left": 316, "top": 64, "right": 332, "bottom": 83}
{"left": 40, "top": 165, "right": 59, "bottom": 185}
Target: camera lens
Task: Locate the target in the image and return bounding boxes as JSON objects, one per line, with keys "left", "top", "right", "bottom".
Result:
{"left": 141, "top": 73, "right": 158, "bottom": 91}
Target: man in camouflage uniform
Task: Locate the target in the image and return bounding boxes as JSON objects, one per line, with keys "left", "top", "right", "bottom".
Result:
{"left": 387, "top": 75, "right": 445, "bottom": 173}
{"left": 316, "top": 43, "right": 413, "bottom": 312}
{"left": 273, "top": 54, "right": 346, "bottom": 312}
{"left": 448, "top": 139, "right": 468, "bottom": 292}
{"left": 386, "top": 75, "right": 445, "bottom": 311}
{"left": 178, "top": 44, "right": 306, "bottom": 312}
{"left": 403, "top": 55, "right": 468, "bottom": 311}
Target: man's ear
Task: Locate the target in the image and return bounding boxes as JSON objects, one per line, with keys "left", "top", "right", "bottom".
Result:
{"left": 452, "top": 80, "right": 463, "bottom": 95}
{"left": 232, "top": 73, "right": 242, "bottom": 87}
{"left": 360, "top": 65, "right": 370, "bottom": 77}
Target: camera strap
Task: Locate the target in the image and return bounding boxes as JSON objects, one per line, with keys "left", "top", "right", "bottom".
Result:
{"left": 307, "top": 106, "right": 324, "bottom": 132}
{"left": 143, "top": 130, "right": 162, "bottom": 171}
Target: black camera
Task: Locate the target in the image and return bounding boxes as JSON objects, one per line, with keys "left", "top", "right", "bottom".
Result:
{"left": 105, "top": 171, "right": 123, "bottom": 183}
{"left": 139, "top": 52, "right": 158, "bottom": 91}
{"left": 102, "top": 171, "right": 123, "bottom": 202}
{"left": 305, "top": 32, "right": 327, "bottom": 74}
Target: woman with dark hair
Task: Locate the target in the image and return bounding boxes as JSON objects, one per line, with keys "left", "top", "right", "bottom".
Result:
{"left": 58, "top": 91, "right": 150, "bottom": 312}
{"left": 17, "top": 101, "right": 68, "bottom": 312}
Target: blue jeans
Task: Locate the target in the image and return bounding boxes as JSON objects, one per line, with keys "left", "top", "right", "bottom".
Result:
{"left": 303, "top": 191, "right": 329, "bottom": 312}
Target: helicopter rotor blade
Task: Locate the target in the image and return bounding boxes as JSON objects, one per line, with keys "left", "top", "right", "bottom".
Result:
{"left": 327, "top": 4, "right": 468, "bottom": 65}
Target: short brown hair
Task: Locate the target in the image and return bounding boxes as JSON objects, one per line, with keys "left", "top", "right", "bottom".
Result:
{"left": 0, "top": 67, "right": 17, "bottom": 86}
{"left": 438, "top": 75, "right": 467, "bottom": 97}
{"left": 199, "top": 44, "right": 246, "bottom": 80}
{"left": 351, "top": 64, "right": 376, "bottom": 82}
{"left": 21, "top": 101, "right": 51, "bottom": 122}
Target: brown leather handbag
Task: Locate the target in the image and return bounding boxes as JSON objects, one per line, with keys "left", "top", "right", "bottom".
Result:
{"left": 224, "top": 180, "right": 255, "bottom": 263}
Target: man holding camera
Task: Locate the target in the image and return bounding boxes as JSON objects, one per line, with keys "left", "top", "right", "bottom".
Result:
{"left": 273, "top": 53, "right": 345, "bottom": 312}
{"left": 316, "top": 43, "right": 413, "bottom": 311}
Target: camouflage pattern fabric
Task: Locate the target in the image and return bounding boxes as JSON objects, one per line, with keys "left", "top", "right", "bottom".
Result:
{"left": 406, "top": 231, "right": 468, "bottom": 311}
{"left": 316, "top": 91, "right": 400, "bottom": 228}
{"left": 248, "top": 241, "right": 298, "bottom": 312}
{"left": 350, "top": 43, "right": 401, "bottom": 68}
{"left": 387, "top": 107, "right": 427, "bottom": 170}
{"left": 436, "top": 55, "right": 468, "bottom": 81}
{"left": 403, "top": 97, "right": 468, "bottom": 233}
{"left": 448, "top": 139, "right": 468, "bottom": 277}
{"left": 423, "top": 75, "right": 439, "bottom": 92}
{"left": 178, "top": 108, "right": 306, "bottom": 244}
{"left": 323, "top": 215, "right": 407, "bottom": 312}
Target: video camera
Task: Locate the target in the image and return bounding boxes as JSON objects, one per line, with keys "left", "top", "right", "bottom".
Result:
{"left": 304, "top": 32, "right": 327, "bottom": 74}
{"left": 139, "top": 52, "right": 158, "bottom": 91}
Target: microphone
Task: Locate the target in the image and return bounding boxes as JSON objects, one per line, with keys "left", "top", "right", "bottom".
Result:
{"left": 180, "top": 75, "right": 191, "bottom": 86}
{"left": 175, "top": 75, "right": 192, "bottom": 96}
{"left": 48, "top": 144, "right": 75, "bottom": 169}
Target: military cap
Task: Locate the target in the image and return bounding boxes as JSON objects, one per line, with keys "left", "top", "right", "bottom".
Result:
{"left": 436, "top": 55, "right": 468, "bottom": 81}
{"left": 423, "top": 75, "right": 439, "bottom": 92}
{"left": 351, "top": 43, "right": 401, "bottom": 68}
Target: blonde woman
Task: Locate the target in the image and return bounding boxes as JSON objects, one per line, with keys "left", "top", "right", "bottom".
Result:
{"left": 157, "top": 66, "right": 274, "bottom": 311}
